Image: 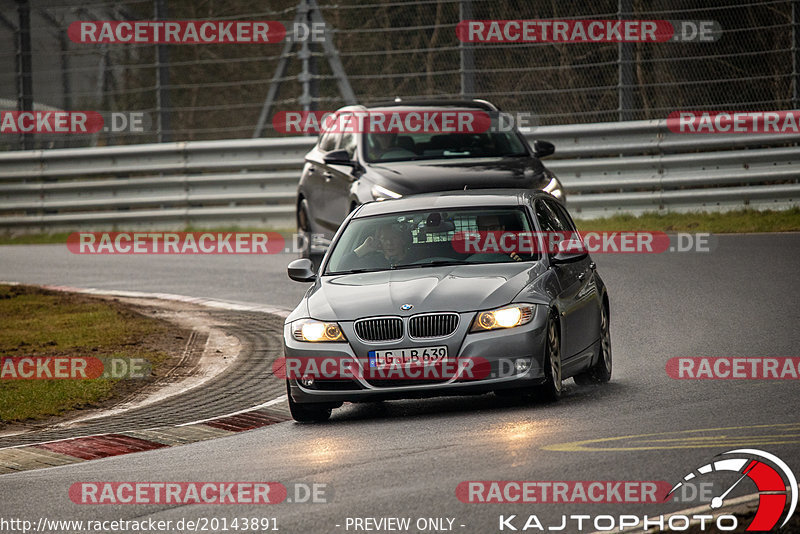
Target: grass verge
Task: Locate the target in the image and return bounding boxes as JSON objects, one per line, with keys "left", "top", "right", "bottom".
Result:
{"left": 0, "top": 226, "right": 295, "bottom": 246}
{"left": 574, "top": 207, "right": 800, "bottom": 233}
{"left": 1, "top": 210, "right": 799, "bottom": 246}
{"left": 0, "top": 284, "right": 179, "bottom": 425}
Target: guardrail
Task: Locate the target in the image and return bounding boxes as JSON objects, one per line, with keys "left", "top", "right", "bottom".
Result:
{"left": 0, "top": 120, "right": 798, "bottom": 233}
{"left": 535, "top": 120, "right": 800, "bottom": 215}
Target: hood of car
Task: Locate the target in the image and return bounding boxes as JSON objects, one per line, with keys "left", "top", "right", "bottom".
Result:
{"left": 304, "top": 262, "right": 545, "bottom": 321}
{"left": 366, "top": 157, "right": 548, "bottom": 194}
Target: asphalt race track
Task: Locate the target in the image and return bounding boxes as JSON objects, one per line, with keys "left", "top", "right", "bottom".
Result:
{"left": 0, "top": 233, "right": 798, "bottom": 532}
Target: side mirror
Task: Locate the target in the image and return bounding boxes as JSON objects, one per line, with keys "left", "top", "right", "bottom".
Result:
{"left": 533, "top": 140, "right": 555, "bottom": 159}
{"left": 551, "top": 238, "right": 587, "bottom": 263}
{"left": 287, "top": 258, "right": 317, "bottom": 282}
{"left": 323, "top": 149, "right": 355, "bottom": 166}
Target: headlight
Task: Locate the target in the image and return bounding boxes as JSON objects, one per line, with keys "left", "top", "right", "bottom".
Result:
{"left": 291, "top": 319, "right": 347, "bottom": 342}
{"left": 371, "top": 184, "right": 402, "bottom": 201}
{"left": 542, "top": 175, "right": 563, "bottom": 200}
{"left": 470, "top": 305, "right": 535, "bottom": 332}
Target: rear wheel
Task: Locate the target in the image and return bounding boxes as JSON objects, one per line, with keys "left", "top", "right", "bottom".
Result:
{"left": 286, "top": 380, "right": 332, "bottom": 423}
{"left": 574, "top": 303, "right": 612, "bottom": 385}
{"left": 535, "top": 312, "right": 562, "bottom": 402}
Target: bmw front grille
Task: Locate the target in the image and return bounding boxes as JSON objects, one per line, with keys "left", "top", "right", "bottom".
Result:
{"left": 354, "top": 317, "right": 403, "bottom": 342}
{"left": 354, "top": 313, "right": 459, "bottom": 342}
{"left": 408, "top": 313, "right": 459, "bottom": 339}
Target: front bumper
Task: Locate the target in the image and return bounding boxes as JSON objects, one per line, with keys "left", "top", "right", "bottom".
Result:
{"left": 283, "top": 306, "right": 549, "bottom": 405}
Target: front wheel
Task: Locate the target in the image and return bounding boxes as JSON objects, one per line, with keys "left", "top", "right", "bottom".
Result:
{"left": 286, "top": 381, "right": 332, "bottom": 423}
{"left": 535, "top": 312, "right": 562, "bottom": 402}
{"left": 574, "top": 303, "right": 612, "bottom": 385}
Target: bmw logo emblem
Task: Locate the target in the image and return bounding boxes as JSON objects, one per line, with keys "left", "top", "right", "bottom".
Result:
{"left": 400, "top": 304, "right": 413, "bottom": 311}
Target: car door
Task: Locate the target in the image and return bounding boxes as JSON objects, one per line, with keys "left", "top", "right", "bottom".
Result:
{"left": 304, "top": 124, "right": 340, "bottom": 235}
{"left": 534, "top": 198, "right": 600, "bottom": 362}
{"left": 317, "top": 113, "right": 357, "bottom": 233}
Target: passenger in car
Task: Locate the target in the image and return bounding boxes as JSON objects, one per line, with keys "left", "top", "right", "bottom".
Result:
{"left": 473, "top": 214, "right": 523, "bottom": 262}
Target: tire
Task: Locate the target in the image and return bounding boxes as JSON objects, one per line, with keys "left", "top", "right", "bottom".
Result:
{"left": 574, "top": 303, "right": 612, "bottom": 385}
{"left": 297, "top": 199, "right": 312, "bottom": 260}
{"left": 286, "top": 380, "right": 332, "bottom": 423}
{"left": 297, "top": 199, "right": 324, "bottom": 270}
{"left": 535, "top": 311, "right": 563, "bottom": 402}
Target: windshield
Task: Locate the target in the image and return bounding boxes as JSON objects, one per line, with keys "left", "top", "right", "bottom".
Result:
{"left": 363, "top": 115, "right": 528, "bottom": 163}
{"left": 324, "top": 207, "right": 538, "bottom": 275}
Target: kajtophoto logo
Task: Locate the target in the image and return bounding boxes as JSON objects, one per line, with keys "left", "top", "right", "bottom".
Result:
{"left": 666, "top": 449, "right": 798, "bottom": 531}
{"left": 485, "top": 450, "right": 797, "bottom": 532}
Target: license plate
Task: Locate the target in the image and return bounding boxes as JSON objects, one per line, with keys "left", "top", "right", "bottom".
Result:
{"left": 368, "top": 346, "right": 448, "bottom": 368}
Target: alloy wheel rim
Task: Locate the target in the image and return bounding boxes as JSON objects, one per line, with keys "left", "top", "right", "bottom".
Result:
{"left": 298, "top": 207, "right": 309, "bottom": 233}
{"left": 600, "top": 307, "right": 611, "bottom": 372}
{"left": 548, "top": 320, "right": 562, "bottom": 393}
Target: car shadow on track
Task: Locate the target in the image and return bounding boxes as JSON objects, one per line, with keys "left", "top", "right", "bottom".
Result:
{"left": 316, "top": 381, "right": 628, "bottom": 424}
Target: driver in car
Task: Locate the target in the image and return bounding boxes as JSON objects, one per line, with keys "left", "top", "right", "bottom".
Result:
{"left": 366, "top": 133, "right": 397, "bottom": 160}
{"left": 353, "top": 223, "right": 413, "bottom": 268}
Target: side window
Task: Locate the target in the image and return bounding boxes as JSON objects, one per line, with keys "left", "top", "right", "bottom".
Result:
{"left": 338, "top": 115, "right": 357, "bottom": 158}
{"left": 534, "top": 199, "right": 563, "bottom": 233}
{"left": 535, "top": 199, "right": 576, "bottom": 255}
{"left": 318, "top": 114, "right": 341, "bottom": 153}
{"left": 545, "top": 199, "right": 578, "bottom": 233}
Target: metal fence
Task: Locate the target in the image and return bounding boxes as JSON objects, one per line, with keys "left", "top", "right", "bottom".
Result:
{"left": 1, "top": 0, "right": 798, "bottom": 148}
{"left": 1, "top": 120, "right": 797, "bottom": 234}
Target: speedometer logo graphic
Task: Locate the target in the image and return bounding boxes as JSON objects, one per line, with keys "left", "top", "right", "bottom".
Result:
{"left": 667, "top": 449, "right": 797, "bottom": 531}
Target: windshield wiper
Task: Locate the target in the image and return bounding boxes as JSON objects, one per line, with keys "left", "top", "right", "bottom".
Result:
{"left": 328, "top": 259, "right": 472, "bottom": 274}
{"left": 325, "top": 268, "right": 380, "bottom": 275}
{"left": 392, "top": 259, "right": 470, "bottom": 270}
